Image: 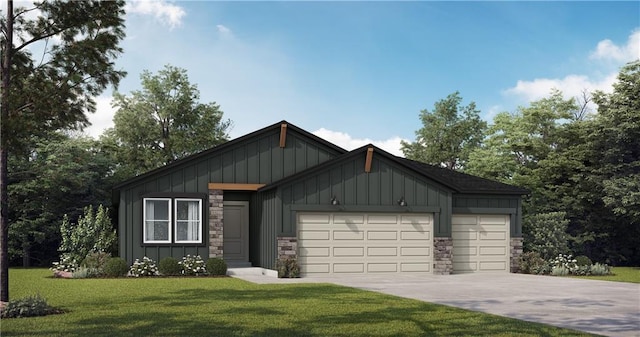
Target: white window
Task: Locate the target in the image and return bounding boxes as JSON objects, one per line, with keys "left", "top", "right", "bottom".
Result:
{"left": 144, "top": 198, "right": 171, "bottom": 243}
{"left": 175, "top": 199, "right": 202, "bottom": 243}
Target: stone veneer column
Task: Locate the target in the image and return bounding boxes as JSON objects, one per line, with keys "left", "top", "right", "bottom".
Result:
{"left": 510, "top": 237, "right": 524, "bottom": 273}
{"left": 277, "top": 236, "right": 298, "bottom": 260}
{"left": 208, "top": 189, "right": 224, "bottom": 258}
{"left": 433, "top": 237, "right": 453, "bottom": 275}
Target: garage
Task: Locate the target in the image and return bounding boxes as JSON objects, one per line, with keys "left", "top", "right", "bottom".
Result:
{"left": 451, "top": 214, "right": 510, "bottom": 273}
{"left": 298, "top": 212, "right": 433, "bottom": 275}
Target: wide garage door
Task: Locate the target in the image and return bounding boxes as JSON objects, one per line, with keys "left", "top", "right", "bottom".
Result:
{"left": 452, "top": 214, "right": 510, "bottom": 273}
{"left": 298, "top": 213, "right": 433, "bottom": 275}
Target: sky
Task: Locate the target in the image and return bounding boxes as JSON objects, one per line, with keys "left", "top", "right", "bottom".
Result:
{"left": 72, "top": 1, "right": 640, "bottom": 156}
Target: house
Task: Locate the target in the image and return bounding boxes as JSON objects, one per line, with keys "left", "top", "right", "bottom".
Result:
{"left": 113, "top": 121, "right": 528, "bottom": 275}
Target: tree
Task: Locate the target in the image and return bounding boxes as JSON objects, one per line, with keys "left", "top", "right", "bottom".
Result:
{"left": 401, "top": 92, "right": 486, "bottom": 170}
{"left": 8, "top": 133, "right": 115, "bottom": 267}
{"left": 58, "top": 204, "right": 116, "bottom": 265}
{"left": 1, "top": 0, "right": 126, "bottom": 301}
{"left": 104, "top": 65, "right": 232, "bottom": 180}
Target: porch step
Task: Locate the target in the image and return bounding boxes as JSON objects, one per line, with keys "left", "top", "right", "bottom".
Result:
{"left": 227, "top": 267, "right": 278, "bottom": 278}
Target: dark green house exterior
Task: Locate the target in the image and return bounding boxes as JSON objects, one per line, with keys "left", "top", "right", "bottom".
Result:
{"left": 114, "top": 121, "right": 528, "bottom": 275}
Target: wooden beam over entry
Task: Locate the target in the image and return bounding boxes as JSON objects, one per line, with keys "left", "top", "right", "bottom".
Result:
{"left": 279, "top": 123, "right": 288, "bottom": 148}
{"left": 208, "top": 183, "right": 266, "bottom": 191}
{"left": 365, "top": 147, "right": 374, "bottom": 173}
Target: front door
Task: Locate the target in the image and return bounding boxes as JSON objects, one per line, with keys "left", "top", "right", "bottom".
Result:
{"left": 223, "top": 201, "right": 249, "bottom": 263}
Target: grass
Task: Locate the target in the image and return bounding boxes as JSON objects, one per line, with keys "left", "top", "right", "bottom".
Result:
{"left": 572, "top": 266, "right": 640, "bottom": 283}
{"left": 1, "top": 269, "right": 595, "bottom": 337}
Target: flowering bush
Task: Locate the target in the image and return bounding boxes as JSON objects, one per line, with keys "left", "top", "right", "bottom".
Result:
{"left": 50, "top": 254, "right": 79, "bottom": 273}
{"left": 179, "top": 255, "right": 206, "bottom": 276}
{"left": 552, "top": 254, "right": 578, "bottom": 273}
{"left": 129, "top": 256, "right": 158, "bottom": 277}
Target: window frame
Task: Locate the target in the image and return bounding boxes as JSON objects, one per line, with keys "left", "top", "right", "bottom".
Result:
{"left": 174, "top": 198, "right": 203, "bottom": 244}
{"left": 143, "top": 197, "right": 172, "bottom": 244}
{"left": 141, "top": 193, "right": 207, "bottom": 246}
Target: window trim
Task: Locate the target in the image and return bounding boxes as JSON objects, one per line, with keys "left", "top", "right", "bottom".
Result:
{"left": 143, "top": 198, "right": 172, "bottom": 244}
{"left": 174, "top": 198, "right": 203, "bottom": 244}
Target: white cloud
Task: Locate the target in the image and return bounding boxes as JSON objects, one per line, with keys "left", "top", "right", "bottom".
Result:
{"left": 590, "top": 29, "right": 640, "bottom": 62}
{"left": 504, "top": 29, "right": 639, "bottom": 104}
{"left": 503, "top": 73, "right": 617, "bottom": 103}
{"left": 126, "top": 0, "right": 186, "bottom": 29}
{"left": 85, "top": 95, "right": 116, "bottom": 138}
{"left": 216, "top": 24, "right": 232, "bottom": 35}
{"left": 313, "top": 128, "right": 407, "bottom": 157}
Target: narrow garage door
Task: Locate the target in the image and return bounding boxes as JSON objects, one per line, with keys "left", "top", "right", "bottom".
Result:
{"left": 297, "top": 213, "right": 433, "bottom": 275}
{"left": 451, "top": 214, "right": 510, "bottom": 273}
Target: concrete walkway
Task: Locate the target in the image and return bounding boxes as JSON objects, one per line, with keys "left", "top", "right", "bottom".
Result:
{"left": 230, "top": 270, "right": 640, "bottom": 337}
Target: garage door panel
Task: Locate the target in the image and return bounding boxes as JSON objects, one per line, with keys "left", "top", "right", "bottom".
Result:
{"left": 400, "top": 247, "right": 430, "bottom": 256}
{"left": 401, "top": 215, "right": 432, "bottom": 224}
{"left": 453, "top": 214, "right": 509, "bottom": 274}
{"left": 367, "top": 231, "right": 397, "bottom": 240}
{"left": 334, "top": 214, "right": 365, "bottom": 224}
{"left": 367, "top": 215, "right": 398, "bottom": 224}
{"left": 479, "top": 246, "right": 507, "bottom": 256}
{"left": 452, "top": 231, "right": 477, "bottom": 240}
{"left": 298, "top": 212, "right": 433, "bottom": 275}
{"left": 453, "top": 246, "right": 477, "bottom": 256}
{"left": 400, "top": 230, "right": 430, "bottom": 240}
{"left": 299, "top": 247, "right": 330, "bottom": 257}
{"left": 334, "top": 263, "right": 365, "bottom": 273}
{"left": 367, "top": 247, "right": 397, "bottom": 256}
{"left": 480, "top": 232, "right": 507, "bottom": 240}
{"left": 479, "top": 216, "right": 508, "bottom": 225}
{"left": 401, "top": 262, "right": 431, "bottom": 272}
{"left": 368, "top": 263, "right": 397, "bottom": 272}
{"left": 453, "top": 261, "right": 478, "bottom": 272}
{"left": 299, "top": 214, "right": 331, "bottom": 224}
{"left": 299, "top": 230, "right": 330, "bottom": 240}
{"left": 333, "top": 231, "right": 364, "bottom": 240}
{"left": 301, "top": 263, "right": 330, "bottom": 273}
{"left": 333, "top": 247, "right": 365, "bottom": 257}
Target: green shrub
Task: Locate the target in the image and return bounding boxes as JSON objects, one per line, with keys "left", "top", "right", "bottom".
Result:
{"left": 276, "top": 256, "right": 300, "bottom": 278}
{"left": 72, "top": 267, "right": 102, "bottom": 279}
{"left": 518, "top": 251, "right": 546, "bottom": 274}
{"left": 523, "top": 212, "right": 571, "bottom": 260}
{"left": 59, "top": 204, "right": 117, "bottom": 264}
{"left": 573, "top": 265, "right": 592, "bottom": 276}
{"left": 129, "top": 256, "right": 158, "bottom": 277}
{"left": 1, "top": 294, "right": 61, "bottom": 318}
{"left": 551, "top": 266, "right": 570, "bottom": 276}
{"left": 575, "top": 255, "right": 592, "bottom": 267}
{"left": 103, "top": 257, "right": 129, "bottom": 277}
{"left": 158, "top": 257, "right": 181, "bottom": 276}
{"left": 180, "top": 255, "right": 206, "bottom": 276}
{"left": 590, "top": 263, "right": 611, "bottom": 276}
{"left": 206, "top": 258, "right": 227, "bottom": 276}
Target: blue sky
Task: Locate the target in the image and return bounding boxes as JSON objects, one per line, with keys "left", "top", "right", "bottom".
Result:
{"left": 85, "top": 1, "right": 640, "bottom": 156}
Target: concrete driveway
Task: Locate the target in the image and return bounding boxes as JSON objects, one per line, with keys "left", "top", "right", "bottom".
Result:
{"left": 233, "top": 270, "right": 640, "bottom": 337}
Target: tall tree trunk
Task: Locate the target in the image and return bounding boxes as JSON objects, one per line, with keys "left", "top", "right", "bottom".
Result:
{"left": 22, "top": 243, "right": 30, "bottom": 267}
{"left": 1, "top": 0, "right": 14, "bottom": 302}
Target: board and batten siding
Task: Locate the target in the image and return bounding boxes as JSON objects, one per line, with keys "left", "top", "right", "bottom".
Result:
{"left": 273, "top": 154, "right": 453, "bottom": 237}
{"left": 452, "top": 195, "right": 523, "bottom": 237}
{"left": 117, "top": 128, "right": 342, "bottom": 265}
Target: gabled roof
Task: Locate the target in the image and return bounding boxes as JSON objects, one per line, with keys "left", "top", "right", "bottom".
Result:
{"left": 260, "top": 143, "right": 529, "bottom": 195}
{"left": 113, "top": 120, "right": 348, "bottom": 190}
{"left": 396, "top": 157, "right": 529, "bottom": 195}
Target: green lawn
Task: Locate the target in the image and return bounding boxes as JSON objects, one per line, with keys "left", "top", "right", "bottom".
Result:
{"left": 572, "top": 267, "right": 640, "bottom": 283}
{"left": 2, "top": 269, "right": 594, "bottom": 337}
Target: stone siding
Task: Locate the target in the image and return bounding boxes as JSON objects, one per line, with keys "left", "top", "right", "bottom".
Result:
{"left": 277, "top": 236, "right": 298, "bottom": 260}
{"left": 208, "top": 189, "right": 224, "bottom": 258}
{"left": 510, "top": 237, "right": 524, "bottom": 273}
{"left": 433, "top": 237, "right": 453, "bottom": 275}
